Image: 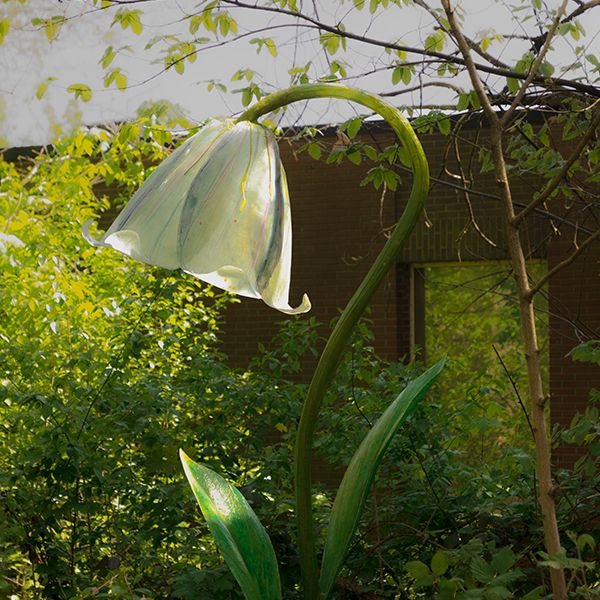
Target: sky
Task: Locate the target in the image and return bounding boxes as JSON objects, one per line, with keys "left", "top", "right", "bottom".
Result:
{"left": 1, "top": 0, "right": 598, "bottom": 147}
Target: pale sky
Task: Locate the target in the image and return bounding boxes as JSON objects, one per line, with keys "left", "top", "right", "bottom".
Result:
{"left": 1, "top": 0, "right": 598, "bottom": 147}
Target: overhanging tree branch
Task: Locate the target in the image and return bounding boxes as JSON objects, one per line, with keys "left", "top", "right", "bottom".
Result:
{"left": 527, "top": 228, "right": 600, "bottom": 298}
{"left": 412, "top": 0, "right": 511, "bottom": 71}
{"left": 217, "top": 0, "right": 600, "bottom": 97}
{"left": 500, "top": 0, "right": 569, "bottom": 126}
{"left": 513, "top": 108, "right": 600, "bottom": 226}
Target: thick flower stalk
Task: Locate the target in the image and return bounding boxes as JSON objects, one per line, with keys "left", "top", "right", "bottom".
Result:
{"left": 84, "top": 118, "right": 310, "bottom": 314}
{"left": 238, "top": 84, "right": 430, "bottom": 598}
{"left": 85, "top": 83, "right": 429, "bottom": 599}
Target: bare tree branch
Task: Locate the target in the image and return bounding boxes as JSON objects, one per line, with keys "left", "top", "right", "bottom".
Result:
{"left": 381, "top": 80, "right": 465, "bottom": 97}
{"left": 412, "top": 0, "right": 511, "bottom": 70}
{"left": 439, "top": 0, "right": 498, "bottom": 122}
{"left": 441, "top": 1, "right": 569, "bottom": 596}
{"left": 512, "top": 107, "right": 600, "bottom": 226}
{"left": 528, "top": 0, "right": 600, "bottom": 51}
{"left": 216, "top": 0, "right": 600, "bottom": 97}
{"left": 527, "top": 227, "right": 600, "bottom": 298}
{"left": 501, "top": 0, "right": 569, "bottom": 126}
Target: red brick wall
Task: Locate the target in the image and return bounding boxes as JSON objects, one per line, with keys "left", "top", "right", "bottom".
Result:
{"left": 219, "top": 134, "right": 402, "bottom": 367}
{"left": 549, "top": 235, "right": 600, "bottom": 468}
{"left": 217, "top": 123, "right": 599, "bottom": 471}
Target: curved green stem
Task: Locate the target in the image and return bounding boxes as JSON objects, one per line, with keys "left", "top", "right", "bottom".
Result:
{"left": 239, "top": 84, "right": 429, "bottom": 599}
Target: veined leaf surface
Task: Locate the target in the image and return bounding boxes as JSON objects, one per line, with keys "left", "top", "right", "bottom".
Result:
{"left": 319, "top": 360, "right": 445, "bottom": 598}
{"left": 180, "top": 450, "right": 282, "bottom": 600}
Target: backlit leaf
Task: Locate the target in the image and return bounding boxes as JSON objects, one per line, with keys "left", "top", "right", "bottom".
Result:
{"left": 180, "top": 451, "right": 281, "bottom": 600}
{"left": 319, "top": 361, "right": 445, "bottom": 598}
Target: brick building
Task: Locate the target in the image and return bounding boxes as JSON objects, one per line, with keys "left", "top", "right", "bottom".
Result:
{"left": 217, "top": 118, "right": 600, "bottom": 469}
{"left": 4, "top": 116, "right": 598, "bottom": 468}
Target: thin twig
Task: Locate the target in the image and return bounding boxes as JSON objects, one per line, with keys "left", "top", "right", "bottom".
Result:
{"left": 512, "top": 109, "right": 600, "bottom": 226}
{"left": 492, "top": 344, "right": 535, "bottom": 439}
{"left": 527, "top": 227, "right": 600, "bottom": 298}
{"left": 501, "top": 0, "right": 569, "bottom": 126}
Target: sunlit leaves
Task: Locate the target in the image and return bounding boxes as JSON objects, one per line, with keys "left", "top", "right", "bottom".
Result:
{"left": 164, "top": 40, "right": 198, "bottom": 74}
{"left": 479, "top": 32, "right": 502, "bottom": 52}
{"left": 240, "top": 84, "right": 262, "bottom": 107}
{"left": 207, "top": 80, "right": 227, "bottom": 93}
{"left": 104, "top": 68, "right": 127, "bottom": 91}
{"left": 187, "top": 6, "right": 238, "bottom": 37}
{"left": 425, "top": 30, "right": 445, "bottom": 52}
{"left": 35, "top": 76, "right": 57, "bottom": 100}
{"left": 188, "top": 8, "right": 238, "bottom": 38}
{"left": 288, "top": 63, "right": 311, "bottom": 85}
{"left": 231, "top": 68, "right": 255, "bottom": 82}
{"left": 31, "top": 16, "right": 65, "bottom": 42}
{"left": 230, "top": 68, "right": 262, "bottom": 105}
{"left": 100, "top": 46, "right": 116, "bottom": 69}
{"left": 320, "top": 31, "right": 346, "bottom": 55}
{"left": 558, "top": 20, "right": 585, "bottom": 41}
{"left": 111, "top": 9, "right": 143, "bottom": 35}
{"left": 319, "top": 59, "right": 348, "bottom": 81}
{"left": 456, "top": 91, "right": 481, "bottom": 111}
{"left": 0, "top": 18, "right": 9, "bottom": 44}
{"left": 0, "top": 123, "right": 241, "bottom": 597}
{"left": 67, "top": 83, "right": 92, "bottom": 102}
{"left": 250, "top": 37, "right": 277, "bottom": 57}
{"left": 392, "top": 64, "right": 413, "bottom": 85}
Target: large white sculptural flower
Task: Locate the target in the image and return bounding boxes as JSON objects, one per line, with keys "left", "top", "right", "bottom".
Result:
{"left": 84, "top": 119, "right": 310, "bottom": 314}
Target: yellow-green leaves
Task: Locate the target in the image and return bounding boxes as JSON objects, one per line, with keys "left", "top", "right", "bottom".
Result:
{"left": 104, "top": 68, "right": 127, "bottom": 91}
{"left": 250, "top": 37, "right": 277, "bottom": 57}
{"left": 67, "top": 84, "right": 92, "bottom": 102}
{"left": 36, "top": 77, "right": 57, "bottom": 100}
{"left": 319, "top": 361, "right": 445, "bottom": 598}
{"left": 111, "top": 9, "right": 143, "bottom": 35}
{"left": 180, "top": 451, "right": 282, "bottom": 600}
{"left": 320, "top": 32, "right": 346, "bottom": 55}
{"left": 425, "top": 30, "right": 445, "bottom": 52}
{"left": 31, "top": 16, "right": 65, "bottom": 42}
{"left": 0, "top": 19, "right": 9, "bottom": 44}
{"left": 100, "top": 46, "right": 117, "bottom": 69}
{"left": 392, "top": 64, "right": 413, "bottom": 86}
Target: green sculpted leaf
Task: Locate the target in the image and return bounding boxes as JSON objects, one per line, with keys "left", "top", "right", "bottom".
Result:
{"left": 180, "top": 450, "right": 281, "bottom": 600}
{"left": 319, "top": 360, "right": 445, "bottom": 598}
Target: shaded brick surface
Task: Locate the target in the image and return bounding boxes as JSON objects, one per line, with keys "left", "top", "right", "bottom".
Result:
{"left": 218, "top": 123, "right": 598, "bottom": 473}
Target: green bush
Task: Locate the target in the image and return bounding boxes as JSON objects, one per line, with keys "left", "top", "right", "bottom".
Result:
{"left": 1, "top": 126, "right": 598, "bottom": 599}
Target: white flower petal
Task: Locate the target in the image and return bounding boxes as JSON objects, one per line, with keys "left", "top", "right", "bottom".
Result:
{"left": 83, "top": 118, "right": 310, "bottom": 314}
{"left": 86, "top": 119, "right": 231, "bottom": 269}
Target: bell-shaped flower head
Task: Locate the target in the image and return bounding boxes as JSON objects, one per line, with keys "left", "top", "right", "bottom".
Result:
{"left": 84, "top": 119, "right": 310, "bottom": 314}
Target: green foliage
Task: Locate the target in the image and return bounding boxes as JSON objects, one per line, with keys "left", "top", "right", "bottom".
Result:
{"left": 319, "top": 361, "right": 444, "bottom": 597}
{"left": 424, "top": 263, "right": 548, "bottom": 457}
{"left": 1, "top": 118, "right": 598, "bottom": 599}
{"left": 0, "top": 126, "right": 238, "bottom": 598}
{"left": 180, "top": 452, "right": 282, "bottom": 600}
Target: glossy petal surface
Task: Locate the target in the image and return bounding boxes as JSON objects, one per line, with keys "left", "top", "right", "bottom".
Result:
{"left": 84, "top": 119, "right": 309, "bottom": 314}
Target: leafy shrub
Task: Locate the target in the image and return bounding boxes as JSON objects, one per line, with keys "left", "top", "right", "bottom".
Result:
{"left": 1, "top": 126, "right": 598, "bottom": 599}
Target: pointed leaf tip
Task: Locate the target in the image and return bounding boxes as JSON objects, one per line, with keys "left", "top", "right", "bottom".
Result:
{"left": 319, "top": 360, "right": 445, "bottom": 597}
{"left": 180, "top": 450, "right": 282, "bottom": 600}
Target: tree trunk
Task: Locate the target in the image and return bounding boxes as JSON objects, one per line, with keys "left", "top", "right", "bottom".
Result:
{"left": 489, "top": 122, "right": 567, "bottom": 599}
